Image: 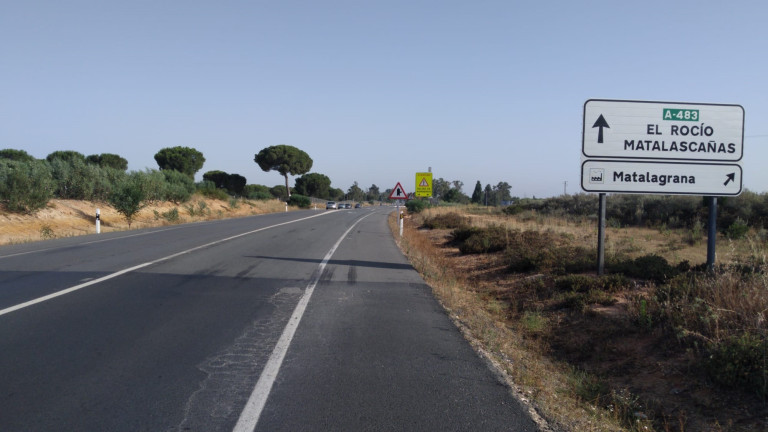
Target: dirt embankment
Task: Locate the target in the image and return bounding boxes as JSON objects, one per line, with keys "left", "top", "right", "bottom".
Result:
{"left": 0, "top": 197, "right": 288, "bottom": 245}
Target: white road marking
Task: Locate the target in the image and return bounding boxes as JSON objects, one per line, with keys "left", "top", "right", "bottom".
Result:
{"left": 232, "top": 212, "right": 374, "bottom": 432}
{"left": 0, "top": 212, "right": 333, "bottom": 317}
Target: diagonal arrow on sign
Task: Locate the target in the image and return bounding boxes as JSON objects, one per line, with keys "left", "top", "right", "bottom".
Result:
{"left": 724, "top": 173, "right": 735, "bottom": 186}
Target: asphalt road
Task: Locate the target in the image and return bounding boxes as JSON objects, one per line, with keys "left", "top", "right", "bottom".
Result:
{"left": 0, "top": 207, "right": 539, "bottom": 431}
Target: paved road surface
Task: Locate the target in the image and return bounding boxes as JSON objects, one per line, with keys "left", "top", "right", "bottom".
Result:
{"left": 0, "top": 208, "right": 539, "bottom": 431}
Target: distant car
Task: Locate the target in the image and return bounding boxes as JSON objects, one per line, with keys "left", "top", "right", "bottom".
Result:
{"left": 344, "top": 203, "right": 352, "bottom": 209}
{"left": 326, "top": 201, "right": 337, "bottom": 209}
{"left": 354, "top": 203, "right": 361, "bottom": 208}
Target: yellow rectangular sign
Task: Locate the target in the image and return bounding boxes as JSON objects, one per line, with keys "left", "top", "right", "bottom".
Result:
{"left": 415, "top": 172, "right": 433, "bottom": 197}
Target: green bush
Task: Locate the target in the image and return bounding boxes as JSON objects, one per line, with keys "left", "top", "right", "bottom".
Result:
{"left": 108, "top": 173, "right": 147, "bottom": 227}
{"left": 422, "top": 212, "right": 469, "bottom": 229}
{"left": 457, "top": 225, "right": 509, "bottom": 254}
{"left": 162, "top": 207, "right": 180, "bottom": 222}
{"left": 706, "top": 333, "right": 768, "bottom": 397}
{"left": 0, "top": 159, "right": 55, "bottom": 213}
{"left": 609, "top": 254, "right": 678, "bottom": 283}
{"left": 555, "top": 274, "right": 630, "bottom": 293}
{"left": 162, "top": 169, "right": 195, "bottom": 203}
{"left": 451, "top": 226, "right": 481, "bottom": 243}
{"left": 196, "top": 180, "right": 229, "bottom": 200}
{"left": 243, "top": 184, "right": 271, "bottom": 199}
{"left": 503, "top": 230, "right": 596, "bottom": 274}
{"left": 405, "top": 199, "right": 429, "bottom": 213}
{"left": 49, "top": 157, "right": 95, "bottom": 199}
{"left": 287, "top": 194, "right": 311, "bottom": 208}
{"left": 250, "top": 191, "right": 273, "bottom": 200}
{"left": 725, "top": 218, "right": 750, "bottom": 239}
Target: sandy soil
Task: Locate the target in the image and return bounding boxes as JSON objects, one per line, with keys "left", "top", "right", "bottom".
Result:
{"left": 0, "top": 197, "right": 289, "bottom": 246}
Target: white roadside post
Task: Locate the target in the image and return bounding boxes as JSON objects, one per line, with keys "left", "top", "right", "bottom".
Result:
{"left": 96, "top": 208, "right": 101, "bottom": 234}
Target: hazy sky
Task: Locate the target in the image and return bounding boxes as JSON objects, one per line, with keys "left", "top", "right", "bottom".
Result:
{"left": 2, "top": 0, "right": 766, "bottom": 198}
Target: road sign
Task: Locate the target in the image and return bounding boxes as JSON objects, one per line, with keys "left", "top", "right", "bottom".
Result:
{"left": 583, "top": 99, "right": 744, "bottom": 162}
{"left": 388, "top": 182, "right": 408, "bottom": 200}
{"left": 581, "top": 159, "right": 742, "bottom": 196}
{"left": 415, "top": 172, "right": 432, "bottom": 197}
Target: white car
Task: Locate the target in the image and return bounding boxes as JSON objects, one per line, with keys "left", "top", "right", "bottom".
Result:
{"left": 326, "top": 201, "right": 337, "bottom": 209}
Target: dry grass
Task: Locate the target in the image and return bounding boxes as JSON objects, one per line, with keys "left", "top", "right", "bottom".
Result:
{"left": 0, "top": 195, "right": 290, "bottom": 245}
{"left": 391, "top": 211, "right": 628, "bottom": 431}
{"left": 393, "top": 206, "right": 768, "bottom": 432}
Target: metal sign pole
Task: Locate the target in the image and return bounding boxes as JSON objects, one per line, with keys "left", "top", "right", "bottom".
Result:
{"left": 598, "top": 193, "right": 606, "bottom": 275}
{"left": 707, "top": 196, "right": 717, "bottom": 271}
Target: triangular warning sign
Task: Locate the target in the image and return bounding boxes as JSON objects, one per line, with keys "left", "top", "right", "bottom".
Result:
{"left": 388, "top": 182, "right": 408, "bottom": 200}
{"left": 419, "top": 178, "right": 429, "bottom": 187}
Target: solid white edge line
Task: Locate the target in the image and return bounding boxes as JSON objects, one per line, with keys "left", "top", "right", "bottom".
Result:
{"left": 0, "top": 211, "right": 334, "bottom": 317}
{"left": 232, "top": 212, "right": 375, "bottom": 432}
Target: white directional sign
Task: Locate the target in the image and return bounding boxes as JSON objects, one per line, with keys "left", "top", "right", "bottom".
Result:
{"left": 582, "top": 160, "right": 742, "bottom": 196}
{"left": 583, "top": 99, "right": 744, "bottom": 162}
{"left": 581, "top": 99, "right": 744, "bottom": 196}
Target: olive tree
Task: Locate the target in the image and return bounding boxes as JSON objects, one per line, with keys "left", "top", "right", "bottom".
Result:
{"left": 254, "top": 145, "right": 313, "bottom": 200}
{"left": 0, "top": 159, "right": 54, "bottom": 213}
{"left": 108, "top": 172, "right": 147, "bottom": 228}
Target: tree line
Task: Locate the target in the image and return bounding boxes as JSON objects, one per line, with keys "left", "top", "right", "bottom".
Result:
{"left": 0, "top": 144, "right": 382, "bottom": 221}
{"left": 503, "top": 192, "right": 768, "bottom": 238}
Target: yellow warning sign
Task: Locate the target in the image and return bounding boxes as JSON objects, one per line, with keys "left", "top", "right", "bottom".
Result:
{"left": 415, "top": 172, "right": 432, "bottom": 197}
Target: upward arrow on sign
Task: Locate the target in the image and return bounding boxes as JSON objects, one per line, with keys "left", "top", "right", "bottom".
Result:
{"left": 592, "top": 114, "right": 609, "bottom": 144}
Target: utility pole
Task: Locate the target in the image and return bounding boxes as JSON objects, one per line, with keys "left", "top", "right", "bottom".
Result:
{"left": 563, "top": 181, "right": 567, "bottom": 196}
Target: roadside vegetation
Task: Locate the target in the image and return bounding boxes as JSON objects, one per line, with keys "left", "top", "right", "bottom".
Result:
{"left": 392, "top": 195, "right": 768, "bottom": 431}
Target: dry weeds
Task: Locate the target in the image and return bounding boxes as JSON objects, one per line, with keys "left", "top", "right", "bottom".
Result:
{"left": 393, "top": 206, "right": 768, "bottom": 432}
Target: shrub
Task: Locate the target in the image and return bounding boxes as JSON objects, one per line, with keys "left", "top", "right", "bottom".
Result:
{"left": 243, "top": 184, "right": 271, "bottom": 199}
{"left": 108, "top": 173, "right": 147, "bottom": 227}
{"left": 136, "top": 169, "right": 167, "bottom": 203}
{"left": 457, "top": 225, "right": 509, "bottom": 254}
{"left": 503, "top": 231, "right": 596, "bottom": 274}
{"left": 451, "top": 226, "right": 481, "bottom": 243}
{"left": 250, "top": 191, "right": 272, "bottom": 201}
{"left": 555, "top": 274, "right": 630, "bottom": 293}
{"left": 405, "top": 199, "right": 429, "bottom": 213}
{"left": 162, "top": 169, "right": 195, "bottom": 203}
{"left": 422, "top": 212, "right": 469, "bottom": 229}
{"left": 162, "top": 207, "right": 180, "bottom": 223}
{"left": 49, "top": 157, "right": 95, "bottom": 199}
{"left": 287, "top": 194, "right": 311, "bottom": 208}
{"left": 706, "top": 333, "right": 768, "bottom": 397}
{"left": 196, "top": 180, "right": 229, "bottom": 200}
{"left": 0, "top": 159, "right": 54, "bottom": 213}
{"left": 610, "top": 254, "right": 678, "bottom": 283}
{"left": 725, "top": 218, "right": 750, "bottom": 239}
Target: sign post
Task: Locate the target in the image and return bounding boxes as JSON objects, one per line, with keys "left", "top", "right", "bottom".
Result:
{"left": 581, "top": 99, "right": 744, "bottom": 271}
{"left": 389, "top": 182, "right": 408, "bottom": 237}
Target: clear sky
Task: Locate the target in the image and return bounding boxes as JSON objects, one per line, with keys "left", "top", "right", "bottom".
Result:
{"left": 2, "top": 0, "right": 766, "bottom": 198}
